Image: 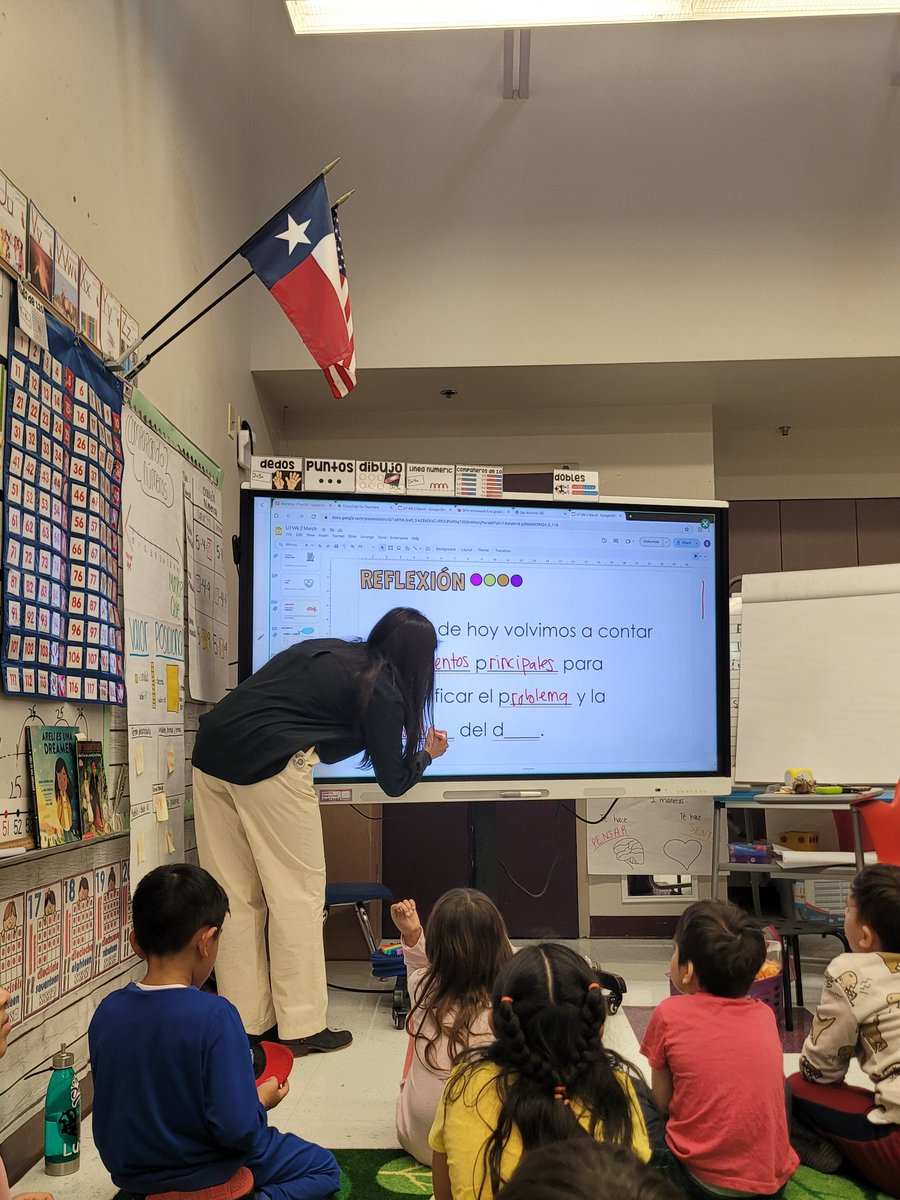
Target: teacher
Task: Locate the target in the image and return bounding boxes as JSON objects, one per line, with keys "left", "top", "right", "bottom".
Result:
{"left": 192, "top": 607, "right": 448, "bottom": 1056}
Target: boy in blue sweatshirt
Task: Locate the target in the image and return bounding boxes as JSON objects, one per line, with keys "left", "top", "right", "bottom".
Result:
{"left": 89, "top": 864, "right": 339, "bottom": 1200}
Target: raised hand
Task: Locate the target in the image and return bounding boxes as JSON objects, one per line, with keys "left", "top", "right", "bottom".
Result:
{"left": 390, "top": 898, "right": 422, "bottom": 946}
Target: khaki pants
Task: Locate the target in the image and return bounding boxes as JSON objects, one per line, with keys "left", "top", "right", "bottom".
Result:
{"left": 193, "top": 751, "right": 328, "bottom": 1039}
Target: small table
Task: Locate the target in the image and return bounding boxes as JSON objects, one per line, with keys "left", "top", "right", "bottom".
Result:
{"left": 711, "top": 793, "right": 869, "bottom": 1031}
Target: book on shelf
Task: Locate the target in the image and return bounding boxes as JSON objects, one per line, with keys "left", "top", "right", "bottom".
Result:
{"left": 75, "top": 740, "right": 111, "bottom": 839}
{"left": 26, "top": 726, "right": 82, "bottom": 848}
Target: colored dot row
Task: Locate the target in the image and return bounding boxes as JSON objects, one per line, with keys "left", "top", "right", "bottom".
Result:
{"left": 470, "top": 573, "right": 523, "bottom": 587}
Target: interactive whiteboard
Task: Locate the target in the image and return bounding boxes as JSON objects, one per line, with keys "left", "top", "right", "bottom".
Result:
{"left": 238, "top": 491, "right": 731, "bottom": 802}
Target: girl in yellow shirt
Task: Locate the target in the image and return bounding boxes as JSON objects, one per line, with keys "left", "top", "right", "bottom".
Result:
{"left": 429, "top": 943, "right": 651, "bottom": 1200}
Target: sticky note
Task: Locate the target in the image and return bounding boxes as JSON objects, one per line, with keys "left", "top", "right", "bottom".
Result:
{"left": 166, "top": 744, "right": 176, "bottom": 774}
{"left": 166, "top": 828, "right": 176, "bottom": 855}
{"left": 136, "top": 833, "right": 145, "bottom": 863}
{"left": 134, "top": 742, "right": 144, "bottom": 775}
{"left": 166, "top": 663, "right": 180, "bottom": 712}
{"left": 153, "top": 791, "right": 169, "bottom": 822}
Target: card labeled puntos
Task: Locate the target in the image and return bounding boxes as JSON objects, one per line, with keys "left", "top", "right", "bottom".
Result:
{"left": 303, "top": 458, "right": 356, "bottom": 492}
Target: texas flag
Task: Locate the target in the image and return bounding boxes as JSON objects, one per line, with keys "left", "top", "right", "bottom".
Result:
{"left": 241, "top": 176, "right": 356, "bottom": 398}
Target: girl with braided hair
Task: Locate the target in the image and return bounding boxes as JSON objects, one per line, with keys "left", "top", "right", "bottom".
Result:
{"left": 393, "top": 891, "right": 515, "bottom": 1165}
{"left": 429, "top": 943, "right": 650, "bottom": 1200}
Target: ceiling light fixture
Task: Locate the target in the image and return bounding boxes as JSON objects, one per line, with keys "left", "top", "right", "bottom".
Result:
{"left": 285, "top": 0, "right": 900, "bottom": 34}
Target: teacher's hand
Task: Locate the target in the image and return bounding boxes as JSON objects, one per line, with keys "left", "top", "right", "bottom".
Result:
{"left": 425, "top": 728, "right": 449, "bottom": 759}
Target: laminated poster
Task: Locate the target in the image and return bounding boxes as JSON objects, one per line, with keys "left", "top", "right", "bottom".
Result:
{"left": 77, "top": 259, "right": 101, "bottom": 347}
{"left": 24, "top": 880, "right": 62, "bottom": 1017}
{"left": 62, "top": 870, "right": 94, "bottom": 992}
{"left": 123, "top": 409, "right": 185, "bottom": 885}
{"left": 52, "top": 234, "right": 79, "bottom": 326}
{"left": 0, "top": 891, "right": 25, "bottom": 1028}
{"left": 0, "top": 172, "right": 27, "bottom": 277}
{"left": 184, "top": 465, "right": 229, "bottom": 703}
{"left": 119, "top": 858, "right": 135, "bottom": 961}
{"left": 27, "top": 204, "right": 55, "bottom": 302}
{"left": 93, "top": 862, "right": 121, "bottom": 975}
{"left": 100, "top": 285, "right": 122, "bottom": 360}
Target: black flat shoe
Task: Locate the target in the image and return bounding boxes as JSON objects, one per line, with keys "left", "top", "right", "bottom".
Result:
{"left": 282, "top": 1027, "right": 352, "bottom": 1055}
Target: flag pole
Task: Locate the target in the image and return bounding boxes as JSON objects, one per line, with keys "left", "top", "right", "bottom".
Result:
{"left": 125, "top": 270, "right": 255, "bottom": 381}
{"left": 113, "top": 159, "right": 342, "bottom": 368}
{"left": 333, "top": 190, "right": 355, "bottom": 207}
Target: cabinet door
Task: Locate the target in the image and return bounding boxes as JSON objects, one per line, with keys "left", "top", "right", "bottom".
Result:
{"left": 728, "top": 501, "right": 782, "bottom": 579}
{"left": 779, "top": 500, "right": 858, "bottom": 571}
{"left": 496, "top": 800, "right": 578, "bottom": 938}
{"left": 322, "top": 804, "right": 383, "bottom": 959}
{"left": 856, "top": 499, "right": 900, "bottom": 566}
{"left": 382, "top": 802, "right": 470, "bottom": 931}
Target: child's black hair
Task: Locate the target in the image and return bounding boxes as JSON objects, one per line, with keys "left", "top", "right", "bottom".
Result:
{"left": 851, "top": 864, "right": 900, "bottom": 953}
{"left": 674, "top": 899, "right": 765, "bottom": 998}
{"left": 447, "top": 943, "right": 641, "bottom": 1196}
{"left": 132, "top": 863, "right": 229, "bottom": 957}
{"left": 498, "top": 1138, "right": 682, "bottom": 1200}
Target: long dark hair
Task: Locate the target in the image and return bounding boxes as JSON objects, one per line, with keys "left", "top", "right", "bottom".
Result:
{"left": 360, "top": 608, "right": 436, "bottom": 766}
{"left": 447, "top": 943, "right": 640, "bottom": 1197}
{"left": 409, "top": 888, "right": 513, "bottom": 1071}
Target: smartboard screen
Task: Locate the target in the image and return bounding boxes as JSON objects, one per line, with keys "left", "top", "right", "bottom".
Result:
{"left": 238, "top": 491, "right": 730, "bottom": 796}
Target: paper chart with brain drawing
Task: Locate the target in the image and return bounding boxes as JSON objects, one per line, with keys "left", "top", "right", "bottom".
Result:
{"left": 122, "top": 410, "right": 185, "bottom": 885}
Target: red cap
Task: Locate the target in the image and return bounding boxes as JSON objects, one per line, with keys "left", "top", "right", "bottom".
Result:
{"left": 252, "top": 1039, "right": 294, "bottom": 1087}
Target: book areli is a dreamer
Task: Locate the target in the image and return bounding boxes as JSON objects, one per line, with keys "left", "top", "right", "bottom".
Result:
{"left": 26, "top": 725, "right": 82, "bottom": 848}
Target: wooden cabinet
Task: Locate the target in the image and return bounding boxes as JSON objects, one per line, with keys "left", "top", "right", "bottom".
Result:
{"left": 729, "top": 498, "right": 900, "bottom": 577}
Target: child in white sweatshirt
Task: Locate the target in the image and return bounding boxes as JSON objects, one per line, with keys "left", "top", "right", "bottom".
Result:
{"left": 789, "top": 863, "right": 900, "bottom": 1194}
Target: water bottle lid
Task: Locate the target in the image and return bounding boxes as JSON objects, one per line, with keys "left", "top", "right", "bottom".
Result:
{"left": 51, "top": 1043, "right": 74, "bottom": 1069}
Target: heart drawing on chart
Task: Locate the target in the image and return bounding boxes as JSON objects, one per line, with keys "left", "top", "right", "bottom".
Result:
{"left": 613, "top": 838, "right": 645, "bottom": 867}
{"left": 664, "top": 839, "right": 702, "bottom": 871}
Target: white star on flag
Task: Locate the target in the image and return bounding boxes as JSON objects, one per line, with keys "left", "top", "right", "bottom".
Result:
{"left": 276, "top": 214, "right": 312, "bottom": 254}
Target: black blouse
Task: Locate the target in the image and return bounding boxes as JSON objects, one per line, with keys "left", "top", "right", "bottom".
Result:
{"left": 192, "top": 639, "right": 430, "bottom": 796}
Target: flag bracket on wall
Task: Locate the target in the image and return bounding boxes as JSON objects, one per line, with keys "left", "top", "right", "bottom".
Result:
{"left": 110, "top": 161, "right": 356, "bottom": 400}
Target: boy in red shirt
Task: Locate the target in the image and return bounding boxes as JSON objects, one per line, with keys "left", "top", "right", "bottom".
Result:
{"left": 641, "top": 899, "right": 797, "bottom": 1199}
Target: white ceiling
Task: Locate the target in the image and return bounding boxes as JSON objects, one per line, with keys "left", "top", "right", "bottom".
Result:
{"left": 248, "top": 5, "right": 900, "bottom": 434}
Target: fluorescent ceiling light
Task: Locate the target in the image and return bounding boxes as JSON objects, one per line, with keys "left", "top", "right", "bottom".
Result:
{"left": 285, "top": 0, "right": 900, "bottom": 34}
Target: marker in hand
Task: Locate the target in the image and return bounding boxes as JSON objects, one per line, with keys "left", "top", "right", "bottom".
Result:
{"left": 425, "top": 727, "right": 449, "bottom": 759}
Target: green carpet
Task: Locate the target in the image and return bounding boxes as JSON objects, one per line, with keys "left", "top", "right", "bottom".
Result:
{"left": 334, "top": 1151, "right": 433, "bottom": 1198}
{"left": 331, "top": 1152, "right": 894, "bottom": 1200}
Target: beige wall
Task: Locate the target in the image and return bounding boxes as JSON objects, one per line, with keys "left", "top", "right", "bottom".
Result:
{"left": 0, "top": 0, "right": 270, "bottom": 645}
{"left": 281, "top": 403, "right": 716, "bottom": 499}
{"left": 715, "top": 422, "right": 900, "bottom": 500}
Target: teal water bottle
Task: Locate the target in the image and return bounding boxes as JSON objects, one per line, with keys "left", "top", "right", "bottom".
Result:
{"left": 44, "top": 1043, "right": 80, "bottom": 1176}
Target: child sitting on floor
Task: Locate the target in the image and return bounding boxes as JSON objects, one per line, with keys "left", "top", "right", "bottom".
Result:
{"left": 497, "top": 1138, "right": 683, "bottom": 1200}
{"left": 391, "top": 889, "right": 514, "bottom": 1165}
{"left": 89, "top": 863, "right": 340, "bottom": 1200}
{"left": 429, "top": 942, "right": 651, "bottom": 1200}
{"left": 789, "top": 863, "right": 900, "bottom": 1195}
{"left": 641, "top": 898, "right": 797, "bottom": 1199}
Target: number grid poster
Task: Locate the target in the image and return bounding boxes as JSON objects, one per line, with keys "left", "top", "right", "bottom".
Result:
{"left": 2, "top": 303, "right": 126, "bottom": 703}
{"left": 122, "top": 409, "right": 185, "bottom": 885}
